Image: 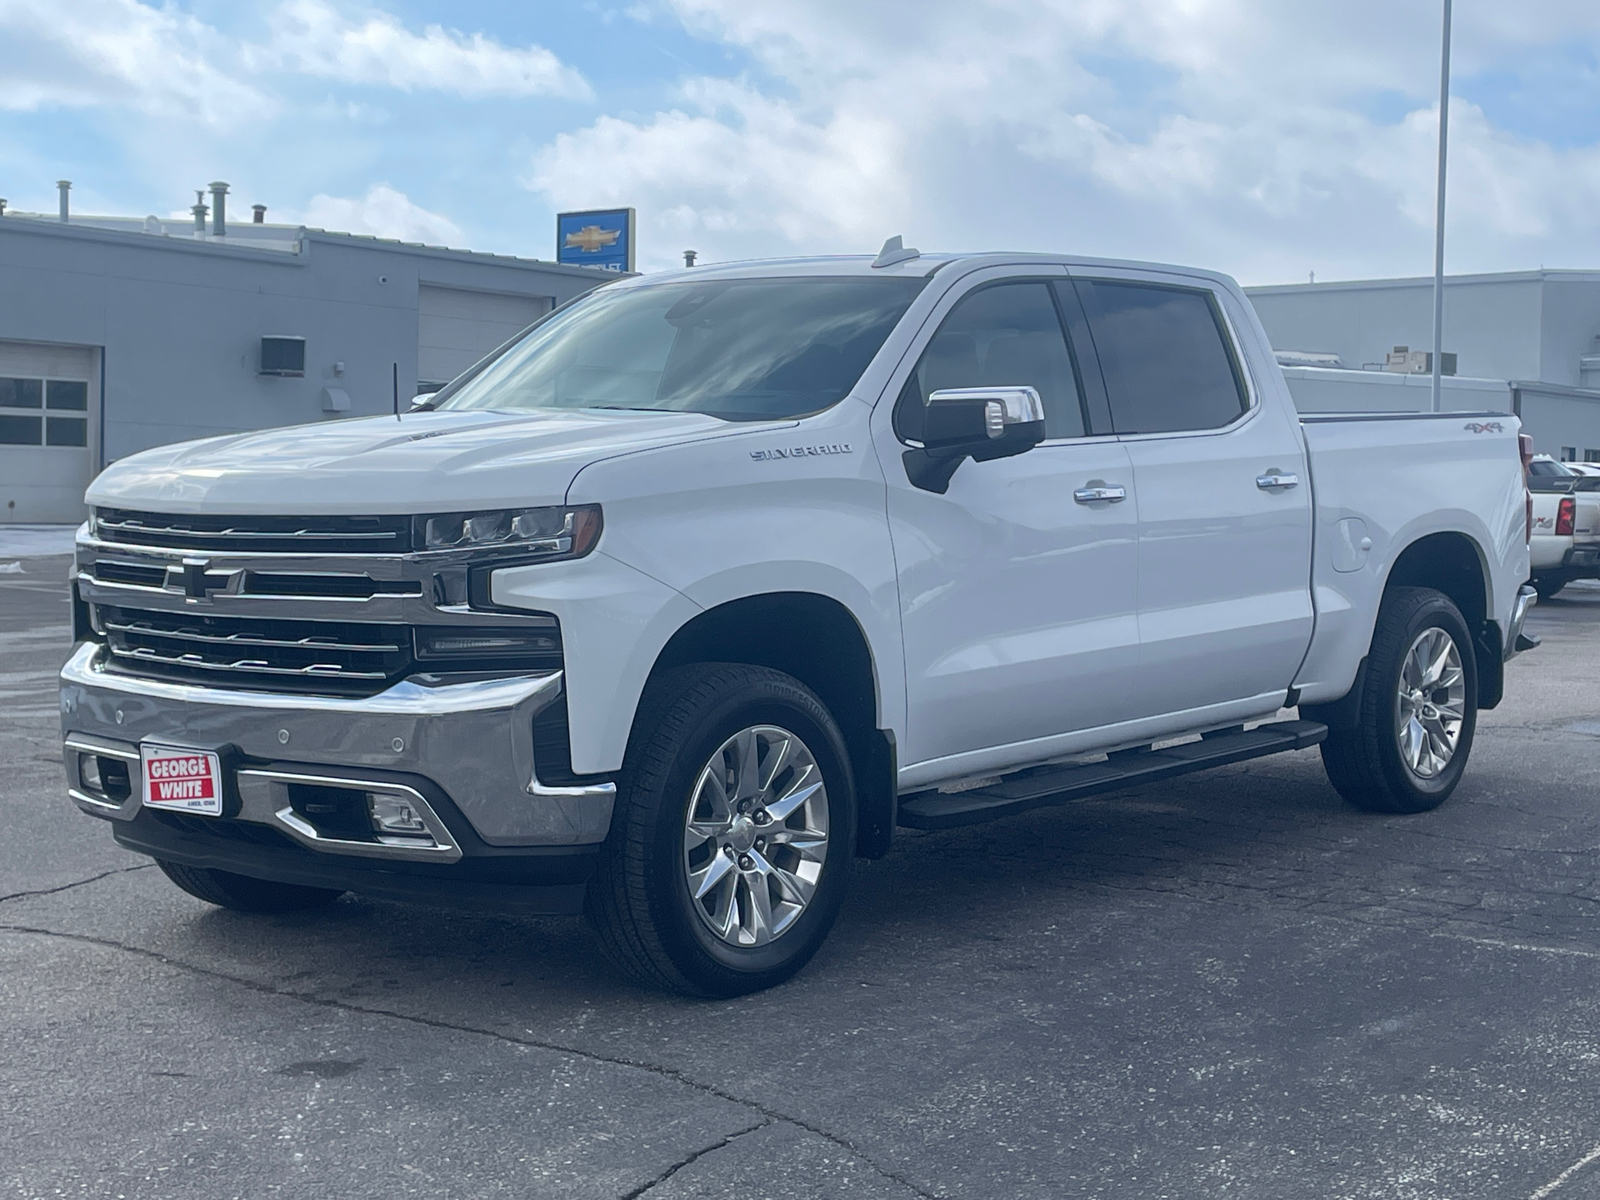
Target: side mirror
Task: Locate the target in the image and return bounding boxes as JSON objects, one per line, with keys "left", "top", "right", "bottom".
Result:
{"left": 903, "top": 386, "right": 1046, "bottom": 493}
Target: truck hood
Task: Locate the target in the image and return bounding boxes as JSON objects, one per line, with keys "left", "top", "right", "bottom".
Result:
{"left": 86, "top": 408, "right": 735, "bottom": 515}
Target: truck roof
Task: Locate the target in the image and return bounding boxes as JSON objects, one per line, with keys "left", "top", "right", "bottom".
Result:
{"left": 610, "top": 250, "right": 1241, "bottom": 293}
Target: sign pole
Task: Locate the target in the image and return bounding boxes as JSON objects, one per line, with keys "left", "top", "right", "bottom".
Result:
{"left": 1431, "top": 0, "right": 1452, "bottom": 414}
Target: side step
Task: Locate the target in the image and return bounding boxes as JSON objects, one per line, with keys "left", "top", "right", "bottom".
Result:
{"left": 896, "top": 719, "right": 1328, "bottom": 831}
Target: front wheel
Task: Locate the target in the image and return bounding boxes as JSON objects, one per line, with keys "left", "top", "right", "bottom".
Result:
{"left": 1316, "top": 586, "right": 1478, "bottom": 814}
{"left": 586, "top": 663, "right": 856, "bottom": 997}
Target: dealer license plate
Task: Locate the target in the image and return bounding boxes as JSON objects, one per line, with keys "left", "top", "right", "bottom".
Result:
{"left": 140, "top": 745, "right": 224, "bottom": 816}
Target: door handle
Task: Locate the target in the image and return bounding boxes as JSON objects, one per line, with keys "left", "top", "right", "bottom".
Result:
{"left": 1074, "top": 485, "right": 1127, "bottom": 504}
{"left": 1256, "top": 473, "right": 1300, "bottom": 491}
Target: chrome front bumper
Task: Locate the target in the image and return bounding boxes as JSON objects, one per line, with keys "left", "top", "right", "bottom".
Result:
{"left": 1504, "top": 583, "right": 1539, "bottom": 661}
{"left": 59, "top": 642, "right": 615, "bottom": 851}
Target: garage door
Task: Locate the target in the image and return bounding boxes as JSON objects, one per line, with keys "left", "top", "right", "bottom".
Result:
{"left": 418, "top": 286, "right": 552, "bottom": 389}
{"left": 0, "top": 340, "right": 96, "bottom": 525}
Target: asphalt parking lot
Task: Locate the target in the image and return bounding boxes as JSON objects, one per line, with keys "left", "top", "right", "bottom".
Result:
{"left": 5, "top": 551, "right": 1600, "bottom": 1200}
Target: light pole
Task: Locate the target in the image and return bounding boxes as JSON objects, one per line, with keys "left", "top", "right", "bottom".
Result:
{"left": 1431, "top": 0, "right": 1453, "bottom": 413}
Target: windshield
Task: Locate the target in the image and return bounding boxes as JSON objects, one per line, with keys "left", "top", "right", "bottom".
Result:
{"left": 1529, "top": 459, "right": 1575, "bottom": 477}
{"left": 437, "top": 276, "right": 925, "bottom": 421}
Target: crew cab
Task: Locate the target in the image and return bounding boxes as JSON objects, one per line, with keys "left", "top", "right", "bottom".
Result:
{"left": 61, "top": 243, "right": 1537, "bottom": 996}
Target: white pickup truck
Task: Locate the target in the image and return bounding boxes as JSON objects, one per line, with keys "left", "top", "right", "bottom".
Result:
{"left": 1528, "top": 456, "right": 1600, "bottom": 598}
{"left": 61, "top": 244, "right": 1537, "bottom": 996}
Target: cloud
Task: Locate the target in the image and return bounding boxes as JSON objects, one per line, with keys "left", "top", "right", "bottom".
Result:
{"left": 300, "top": 183, "right": 463, "bottom": 244}
{"left": 0, "top": 0, "right": 267, "bottom": 124}
{"left": 0, "top": 0, "right": 589, "bottom": 130}
{"left": 261, "top": 0, "right": 592, "bottom": 100}
{"left": 527, "top": 0, "right": 1600, "bottom": 280}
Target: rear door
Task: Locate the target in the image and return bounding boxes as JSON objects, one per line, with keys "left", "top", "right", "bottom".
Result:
{"left": 1070, "top": 273, "right": 1314, "bottom": 717}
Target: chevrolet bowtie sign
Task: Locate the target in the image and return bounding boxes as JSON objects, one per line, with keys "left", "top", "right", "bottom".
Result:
{"left": 556, "top": 208, "right": 635, "bottom": 273}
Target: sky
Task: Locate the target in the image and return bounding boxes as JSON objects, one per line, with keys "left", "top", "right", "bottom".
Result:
{"left": 2, "top": 0, "right": 1600, "bottom": 284}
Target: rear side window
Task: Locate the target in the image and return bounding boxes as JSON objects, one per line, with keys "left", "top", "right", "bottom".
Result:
{"left": 894, "top": 282, "right": 1088, "bottom": 441}
{"left": 1077, "top": 281, "right": 1248, "bottom": 435}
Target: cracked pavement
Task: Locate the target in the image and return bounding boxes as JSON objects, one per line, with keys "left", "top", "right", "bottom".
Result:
{"left": 6, "top": 554, "right": 1600, "bottom": 1198}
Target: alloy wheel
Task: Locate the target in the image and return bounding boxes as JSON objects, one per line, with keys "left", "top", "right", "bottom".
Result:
{"left": 681, "top": 724, "right": 830, "bottom": 947}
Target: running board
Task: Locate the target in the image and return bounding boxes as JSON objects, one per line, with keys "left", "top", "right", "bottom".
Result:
{"left": 896, "top": 719, "right": 1329, "bottom": 831}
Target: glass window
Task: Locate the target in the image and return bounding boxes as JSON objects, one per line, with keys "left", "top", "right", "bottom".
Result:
{"left": 0, "top": 378, "right": 42, "bottom": 408}
{"left": 0, "top": 415, "right": 41, "bottom": 444}
{"left": 1530, "top": 459, "right": 1573, "bottom": 477}
{"left": 438, "top": 277, "right": 925, "bottom": 422}
{"left": 46, "top": 380, "right": 88, "bottom": 411}
{"left": 1587, "top": 450, "right": 1600, "bottom": 463}
{"left": 46, "top": 417, "right": 87, "bottom": 447}
{"left": 1079, "top": 281, "right": 1248, "bottom": 434}
{"left": 1560, "top": 447, "right": 1577, "bottom": 461}
{"left": 894, "top": 282, "right": 1087, "bottom": 442}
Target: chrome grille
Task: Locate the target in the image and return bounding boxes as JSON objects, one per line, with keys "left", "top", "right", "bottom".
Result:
{"left": 95, "top": 509, "right": 413, "bottom": 555}
{"left": 100, "top": 605, "right": 411, "bottom": 695}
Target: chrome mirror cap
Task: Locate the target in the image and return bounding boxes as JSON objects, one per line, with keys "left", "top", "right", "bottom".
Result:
{"left": 926, "top": 386, "right": 1044, "bottom": 437}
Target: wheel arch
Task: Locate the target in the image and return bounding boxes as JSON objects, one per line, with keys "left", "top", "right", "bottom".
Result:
{"left": 644, "top": 591, "right": 897, "bottom": 858}
{"left": 1382, "top": 530, "right": 1502, "bottom": 710}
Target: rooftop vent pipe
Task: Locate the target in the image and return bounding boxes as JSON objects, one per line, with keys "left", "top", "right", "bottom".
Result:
{"left": 57, "top": 180, "right": 71, "bottom": 223}
{"left": 0, "top": 199, "right": 7, "bottom": 216}
{"left": 683, "top": 250, "right": 697, "bottom": 267}
{"left": 192, "top": 191, "right": 207, "bottom": 234}
{"left": 252, "top": 204, "right": 266, "bottom": 224}
{"left": 210, "top": 181, "right": 228, "bottom": 237}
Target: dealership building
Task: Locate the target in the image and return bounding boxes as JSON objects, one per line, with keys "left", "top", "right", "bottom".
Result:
{"left": 0, "top": 187, "right": 615, "bottom": 523}
{"left": 1247, "top": 269, "right": 1600, "bottom": 461}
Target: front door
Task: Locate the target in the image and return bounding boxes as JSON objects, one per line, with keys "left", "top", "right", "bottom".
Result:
{"left": 1070, "top": 274, "right": 1314, "bottom": 717}
{"left": 882, "top": 273, "right": 1140, "bottom": 775}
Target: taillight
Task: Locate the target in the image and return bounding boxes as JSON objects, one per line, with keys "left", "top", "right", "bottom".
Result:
{"left": 1557, "top": 496, "right": 1576, "bottom": 537}
{"left": 1521, "top": 434, "right": 1535, "bottom": 543}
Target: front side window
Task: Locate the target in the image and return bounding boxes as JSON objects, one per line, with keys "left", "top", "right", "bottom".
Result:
{"left": 1078, "top": 281, "right": 1248, "bottom": 435}
{"left": 894, "top": 282, "right": 1088, "bottom": 442}
{"left": 438, "top": 277, "right": 924, "bottom": 422}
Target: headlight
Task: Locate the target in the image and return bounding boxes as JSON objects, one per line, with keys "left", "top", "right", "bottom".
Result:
{"left": 417, "top": 505, "right": 602, "bottom": 559}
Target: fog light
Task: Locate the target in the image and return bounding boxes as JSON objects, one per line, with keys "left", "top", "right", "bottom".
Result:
{"left": 368, "top": 794, "right": 430, "bottom": 837}
{"left": 79, "top": 754, "right": 104, "bottom": 793}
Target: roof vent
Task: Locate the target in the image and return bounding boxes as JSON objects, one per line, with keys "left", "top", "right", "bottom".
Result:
{"left": 871, "top": 235, "right": 919, "bottom": 269}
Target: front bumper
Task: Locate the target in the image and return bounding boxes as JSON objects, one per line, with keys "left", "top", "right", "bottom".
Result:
{"left": 59, "top": 642, "right": 615, "bottom": 849}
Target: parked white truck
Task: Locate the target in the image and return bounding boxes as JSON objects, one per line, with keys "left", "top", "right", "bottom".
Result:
{"left": 62, "top": 245, "right": 1537, "bottom": 995}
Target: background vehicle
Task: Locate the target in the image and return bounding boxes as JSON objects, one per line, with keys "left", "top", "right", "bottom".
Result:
{"left": 1528, "top": 456, "right": 1600, "bottom": 598}
{"left": 61, "top": 246, "right": 1535, "bottom": 996}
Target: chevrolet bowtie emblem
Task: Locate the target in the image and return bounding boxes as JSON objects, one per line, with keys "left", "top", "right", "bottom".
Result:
{"left": 564, "top": 225, "right": 621, "bottom": 253}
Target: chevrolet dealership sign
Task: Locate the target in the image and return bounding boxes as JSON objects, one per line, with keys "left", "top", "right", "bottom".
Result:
{"left": 557, "top": 208, "right": 635, "bottom": 273}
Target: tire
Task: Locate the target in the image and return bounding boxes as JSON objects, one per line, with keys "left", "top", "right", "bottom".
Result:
{"left": 1533, "top": 575, "right": 1568, "bottom": 601}
{"left": 156, "top": 860, "right": 345, "bottom": 913}
{"left": 586, "top": 663, "right": 857, "bottom": 998}
{"left": 1317, "top": 586, "right": 1478, "bottom": 814}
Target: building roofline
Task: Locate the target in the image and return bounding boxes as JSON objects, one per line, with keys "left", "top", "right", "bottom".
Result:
{"left": 1510, "top": 380, "right": 1600, "bottom": 403}
{"left": 0, "top": 213, "right": 621, "bottom": 281}
{"left": 1246, "top": 267, "right": 1600, "bottom": 296}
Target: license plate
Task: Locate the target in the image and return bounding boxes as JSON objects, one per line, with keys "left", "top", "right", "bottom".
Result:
{"left": 140, "top": 745, "right": 224, "bottom": 816}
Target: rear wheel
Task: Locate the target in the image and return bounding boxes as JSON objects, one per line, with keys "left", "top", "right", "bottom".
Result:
{"left": 586, "top": 663, "right": 856, "bottom": 997}
{"left": 1317, "top": 586, "right": 1477, "bottom": 814}
{"left": 156, "top": 860, "right": 344, "bottom": 913}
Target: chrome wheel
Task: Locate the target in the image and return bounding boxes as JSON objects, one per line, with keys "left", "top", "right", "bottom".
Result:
{"left": 682, "top": 724, "right": 830, "bottom": 947}
{"left": 1395, "top": 626, "right": 1466, "bottom": 779}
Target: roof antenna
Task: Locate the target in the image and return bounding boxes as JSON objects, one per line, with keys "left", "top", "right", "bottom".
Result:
{"left": 871, "top": 235, "right": 919, "bottom": 269}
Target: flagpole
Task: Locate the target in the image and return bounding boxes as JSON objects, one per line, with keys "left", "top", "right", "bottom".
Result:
{"left": 1431, "top": 0, "right": 1452, "bottom": 413}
